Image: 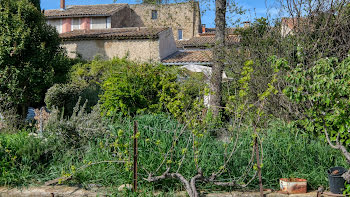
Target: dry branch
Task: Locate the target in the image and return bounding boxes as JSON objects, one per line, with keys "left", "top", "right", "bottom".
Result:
{"left": 45, "top": 160, "right": 125, "bottom": 186}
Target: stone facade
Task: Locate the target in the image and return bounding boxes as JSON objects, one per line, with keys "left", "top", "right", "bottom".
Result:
{"left": 46, "top": 2, "right": 202, "bottom": 40}
{"left": 61, "top": 28, "right": 177, "bottom": 62}
{"left": 129, "top": 2, "right": 201, "bottom": 41}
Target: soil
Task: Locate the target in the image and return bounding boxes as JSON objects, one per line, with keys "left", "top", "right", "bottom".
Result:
{"left": 331, "top": 170, "right": 340, "bottom": 175}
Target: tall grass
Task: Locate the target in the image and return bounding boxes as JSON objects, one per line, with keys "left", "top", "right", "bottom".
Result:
{"left": 0, "top": 115, "right": 348, "bottom": 193}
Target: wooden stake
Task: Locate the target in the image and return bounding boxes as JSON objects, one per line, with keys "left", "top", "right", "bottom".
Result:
{"left": 133, "top": 120, "right": 138, "bottom": 193}
{"left": 255, "top": 137, "right": 263, "bottom": 197}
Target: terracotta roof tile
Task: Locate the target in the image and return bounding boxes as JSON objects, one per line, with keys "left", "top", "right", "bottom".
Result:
{"left": 176, "top": 35, "right": 240, "bottom": 48}
{"left": 45, "top": 4, "right": 127, "bottom": 18}
{"left": 60, "top": 27, "right": 169, "bottom": 41}
{"left": 200, "top": 28, "right": 237, "bottom": 35}
{"left": 162, "top": 50, "right": 212, "bottom": 64}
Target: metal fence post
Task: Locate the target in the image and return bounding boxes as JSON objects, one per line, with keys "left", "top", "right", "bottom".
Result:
{"left": 133, "top": 120, "right": 138, "bottom": 192}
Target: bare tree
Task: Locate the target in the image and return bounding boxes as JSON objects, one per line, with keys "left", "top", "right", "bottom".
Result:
{"left": 209, "top": 0, "right": 227, "bottom": 118}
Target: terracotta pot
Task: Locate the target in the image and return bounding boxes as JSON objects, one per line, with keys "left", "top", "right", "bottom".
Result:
{"left": 279, "top": 178, "right": 307, "bottom": 194}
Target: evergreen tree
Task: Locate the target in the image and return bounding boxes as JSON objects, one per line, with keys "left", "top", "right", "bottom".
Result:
{"left": 29, "top": 0, "right": 40, "bottom": 10}
{"left": 0, "top": 0, "right": 70, "bottom": 116}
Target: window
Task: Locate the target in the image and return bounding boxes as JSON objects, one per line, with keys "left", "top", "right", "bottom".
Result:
{"left": 106, "top": 17, "right": 111, "bottom": 28}
{"left": 48, "top": 19, "right": 62, "bottom": 33}
{"left": 72, "top": 18, "right": 80, "bottom": 30}
{"left": 151, "top": 10, "right": 158, "bottom": 19}
{"left": 91, "top": 17, "right": 107, "bottom": 29}
{"left": 178, "top": 29, "right": 183, "bottom": 40}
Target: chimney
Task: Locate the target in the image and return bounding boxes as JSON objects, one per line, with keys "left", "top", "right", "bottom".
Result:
{"left": 60, "top": 0, "right": 65, "bottom": 10}
{"left": 201, "top": 24, "right": 206, "bottom": 33}
{"left": 243, "top": 21, "right": 250, "bottom": 28}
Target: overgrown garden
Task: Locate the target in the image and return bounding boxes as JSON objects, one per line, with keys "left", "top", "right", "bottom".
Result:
{"left": 1, "top": 0, "right": 350, "bottom": 196}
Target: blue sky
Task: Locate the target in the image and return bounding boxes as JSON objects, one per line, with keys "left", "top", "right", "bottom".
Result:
{"left": 41, "top": 0, "right": 282, "bottom": 27}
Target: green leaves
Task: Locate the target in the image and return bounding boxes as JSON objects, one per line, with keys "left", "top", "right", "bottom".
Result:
{"left": 99, "top": 59, "right": 178, "bottom": 116}
{"left": 0, "top": 0, "right": 69, "bottom": 112}
{"left": 284, "top": 56, "right": 350, "bottom": 146}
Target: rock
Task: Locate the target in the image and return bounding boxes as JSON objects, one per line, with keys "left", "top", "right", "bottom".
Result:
{"left": 28, "top": 133, "right": 38, "bottom": 137}
{"left": 118, "top": 184, "right": 132, "bottom": 192}
{"left": 342, "top": 169, "right": 350, "bottom": 182}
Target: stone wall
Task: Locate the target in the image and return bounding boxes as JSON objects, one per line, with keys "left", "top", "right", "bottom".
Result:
{"left": 62, "top": 39, "right": 159, "bottom": 62}
{"left": 111, "top": 6, "right": 144, "bottom": 28}
{"left": 61, "top": 28, "right": 177, "bottom": 62}
{"left": 129, "top": 2, "right": 201, "bottom": 41}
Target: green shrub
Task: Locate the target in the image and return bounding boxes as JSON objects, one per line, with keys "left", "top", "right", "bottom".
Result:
{"left": 99, "top": 61, "right": 175, "bottom": 116}
{"left": 70, "top": 56, "right": 125, "bottom": 86}
{"left": 44, "top": 99, "right": 109, "bottom": 147}
{"left": 70, "top": 57, "right": 207, "bottom": 120}
{"left": 0, "top": 130, "right": 65, "bottom": 185}
{"left": 45, "top": 83, "right": 99, "bottom": 116}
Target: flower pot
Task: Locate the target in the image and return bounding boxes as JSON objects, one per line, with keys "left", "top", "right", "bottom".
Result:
{"left": 279, "top": 178, "right": 307, "bottom": 194}
{"left": 328, "top": 166, "right": 347, "bottom": 194}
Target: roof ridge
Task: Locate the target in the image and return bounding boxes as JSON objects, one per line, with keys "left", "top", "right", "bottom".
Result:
{"left": 66, "top": 3, "right": 127, "bottom": 7}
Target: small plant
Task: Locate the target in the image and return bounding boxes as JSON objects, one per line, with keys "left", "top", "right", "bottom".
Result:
{"left": 344, "top": 182, "right": 350, "bottom": 195}
{"left": 44, "top": 98, "right": 109, "bottom": 147}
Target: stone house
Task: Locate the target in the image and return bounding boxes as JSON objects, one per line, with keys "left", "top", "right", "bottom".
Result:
{"left": 176, "top": 26, "right": 241, "bottom": 50}
{"left": 281, "top": 17, "right": 309, "bottom": 37}
{"left": 45, "top": 3, "right": 141, "bottom": 33}
{"left": 45, "top": 0, "right": 201, "bottom": 41}
{"left": 129, "top": 2, "right": 201, "bottom": 41}
{"left": 60, "top": 27, "right": 177, "bottom": 62}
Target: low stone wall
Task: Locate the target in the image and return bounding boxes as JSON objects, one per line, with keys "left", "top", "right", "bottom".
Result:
{"left": 0, "top": 186, "right": 321, "bottom": 197}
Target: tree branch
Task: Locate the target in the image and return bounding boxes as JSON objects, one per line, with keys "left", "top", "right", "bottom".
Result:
{"left": 324, "top": 125, "right": 350, "bottom": 163}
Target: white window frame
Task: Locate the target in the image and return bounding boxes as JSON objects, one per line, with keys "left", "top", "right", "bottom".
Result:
{"left": 47, "top": 19, "right": 62, "bottom": 33}
{"left": 106, "top": 17, "right": 111, "bottom": 28}
{"left": 71, "top": 18, "right": 81, "bottom": 31}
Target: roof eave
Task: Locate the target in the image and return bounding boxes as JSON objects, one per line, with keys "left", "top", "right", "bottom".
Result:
{"left": 61, "top": 36, "right": 159, "bottom": 41}
{"left": 46, "top": 14, "right": 112, "bottom": 19}
{"left": 162, "top": 62, "right": 213, "bottom": 65}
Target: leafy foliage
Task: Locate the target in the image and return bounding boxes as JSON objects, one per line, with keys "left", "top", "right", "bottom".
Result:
{"left": 28, "top": 0, "right": 40, "bottom": 10}
{"left": 100, "top": 62, "right": 177, "bottom": 116}
{"left": 0, "top": 131, "right": 65, "bottom": 185}
{"left": 0, "top": 0, "right": 71, "bottom": 114}
{"left": 44, "top": 99, "right": 109, "bottom": 147}
{"left": 0, "top": 115, "right": 347, "bottom": 190}
{"left": 45, "top": 83, "right": 99, "bottom": 116}
{"left": 283, "top": 56, "right": 350, "bottom": 147}
{"left": 95, "top": 58, "right": 204, "bottom": 119}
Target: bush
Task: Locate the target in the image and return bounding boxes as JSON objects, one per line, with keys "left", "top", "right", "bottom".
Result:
{"left": 100, "top": 61, "right": 179, "bottom": 116}
{"left": 0, "top": 0, "right": 79, "bottom": 115}
{"left": 45, "top": 83, "right": 99, "bottom": 116}
{"left": 0, "top": 130, "right": 65, "bottom": 185}
{"left": 44, "top": 99, "right": 109, "bottom": 147}
{"left": 70, "top": 57, "right": 207, "bottom": 120}
{"left": 69, "top": 56, "right": 122, "bottom": 86}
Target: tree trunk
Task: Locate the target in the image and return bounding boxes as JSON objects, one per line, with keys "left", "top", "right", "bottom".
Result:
{"left": 210, "top": 0, "right": 226, "bottom": 117}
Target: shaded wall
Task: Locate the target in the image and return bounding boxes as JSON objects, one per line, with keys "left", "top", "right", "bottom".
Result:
{"left": 62, "top": 39, "right": 160, "bottom": 62}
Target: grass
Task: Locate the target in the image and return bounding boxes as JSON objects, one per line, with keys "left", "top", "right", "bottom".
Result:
{"left": 0, "top": 114, "right": 348, "bottom": 193}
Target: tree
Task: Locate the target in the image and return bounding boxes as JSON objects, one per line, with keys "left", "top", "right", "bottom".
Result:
{"left": 0, "top": 0, "right": 70, "bottom": 116}
{"left": 29, "top": 0, "right": 40, "bottom": 10}
{"left": 209, "top": 0, "right": 227, "bottom": 118}
{"left": 283, "top": 56, "right": 350, "bottom": 182}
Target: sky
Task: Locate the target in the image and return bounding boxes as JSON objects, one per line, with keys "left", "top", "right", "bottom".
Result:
{"left": 41, "top": 0, "right": 283, "bottom": 27}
